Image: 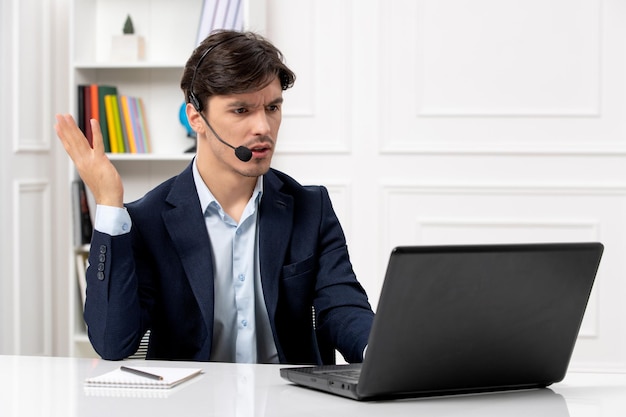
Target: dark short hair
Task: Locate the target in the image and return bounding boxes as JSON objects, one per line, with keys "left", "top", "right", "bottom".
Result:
{"left": 181, "top": 30, "right": 296, "bottom": 108}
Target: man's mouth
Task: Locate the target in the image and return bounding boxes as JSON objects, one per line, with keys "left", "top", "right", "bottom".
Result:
{"left": 248, "top": 143, "right": 273, "bottom": 157}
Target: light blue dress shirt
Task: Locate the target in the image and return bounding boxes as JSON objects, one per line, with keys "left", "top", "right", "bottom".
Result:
{"left": 93, "top": 160, "right": 278, "bottom": 363}
{"left": 192, "top": 161, "right": 278, "bottom": 363}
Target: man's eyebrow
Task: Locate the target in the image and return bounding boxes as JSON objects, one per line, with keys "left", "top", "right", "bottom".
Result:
{"left": 226, "top": 97, "right": 284, "bottom": 108}
{"left": 268, "top": 97, "right": 284, "bottom": 106}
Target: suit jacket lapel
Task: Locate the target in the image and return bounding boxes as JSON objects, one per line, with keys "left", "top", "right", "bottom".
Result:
{"left": 162, "top": 163, "right": 215, "bottom": 344}
{"left": 259, "top": 170, "right": 293, "bottom": 325}
{"left": 158, "top": 166, "right": 291, "bottom": 355}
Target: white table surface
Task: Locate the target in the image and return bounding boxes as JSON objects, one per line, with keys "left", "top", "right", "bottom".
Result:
{"left": 1, "top": 355, "right": 625, "bottom": 416}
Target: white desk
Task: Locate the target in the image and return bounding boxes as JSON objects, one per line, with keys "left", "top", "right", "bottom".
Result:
{"left": 1, "top": 355, "right": 625, "bottom": 417}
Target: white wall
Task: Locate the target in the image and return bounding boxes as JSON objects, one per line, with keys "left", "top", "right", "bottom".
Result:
{"left": 0, "top": 0, "right": 71, "bottom": 356}
{"left": 1, "top": 0, "right": 625, "bottom": 371}
{"left": 265, "top": 0, "right": 626, "bottom": 371}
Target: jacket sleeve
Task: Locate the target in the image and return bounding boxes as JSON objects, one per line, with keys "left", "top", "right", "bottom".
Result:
{"left": 312, "top": 187, "right": 375, "bottom": 363}
{"left": 83, "top": 230, "right": 146, "bottom": 360}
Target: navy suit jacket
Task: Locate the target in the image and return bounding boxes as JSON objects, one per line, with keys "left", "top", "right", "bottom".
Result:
{"left": 84, "top": 164, "right": 374, "bottom": 364}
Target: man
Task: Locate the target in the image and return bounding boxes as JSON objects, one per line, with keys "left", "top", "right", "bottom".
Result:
{"left": 55, "top": 30, "right": 374, "bottom": 364}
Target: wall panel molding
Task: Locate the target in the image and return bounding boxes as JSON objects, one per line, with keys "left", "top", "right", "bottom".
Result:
{"left": 379, "top": 181, "right": 626, "bottom": 248}
{"left": 13, "top": 179, "right": 52, "bottom": 356}
{"left": 268, "top": 0, "right": 352, "bottom": 154}
{"left": 13, "top": 0, "right": 51, "bottom": 153}
{"left": 378, "top": 180, "right": 626, "bottom": 370}
{"left": 299, "top": 179, "right": 353, "bottom": 239}
{"left": 378, "top": 0, "right": 618, "bottom": 155}
{"left": 414, "top": 0, "right": 601, "bottom": 117}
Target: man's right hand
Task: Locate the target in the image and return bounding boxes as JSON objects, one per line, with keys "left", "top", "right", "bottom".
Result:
{"left": 55, "top": 114, "right": 124, "bottom": 207}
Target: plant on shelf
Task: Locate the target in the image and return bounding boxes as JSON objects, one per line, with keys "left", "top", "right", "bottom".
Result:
{"left": 123, "top": 15, "right": 135, "bottom": 35}
{"left": 111, "top": 14, "right": 145, "bottom": 61}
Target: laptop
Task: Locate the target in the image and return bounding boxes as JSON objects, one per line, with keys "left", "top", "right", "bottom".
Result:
{"left": 280, "top": 242, "right": 604, "bottom": 401}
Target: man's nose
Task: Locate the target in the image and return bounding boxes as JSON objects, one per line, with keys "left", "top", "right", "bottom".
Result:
{"left": 251, "top": 110, "right": 272, "bottom": 136}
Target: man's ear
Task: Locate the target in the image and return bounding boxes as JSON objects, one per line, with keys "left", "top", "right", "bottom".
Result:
{"left": 185, "top": 102, "right": 205, "bottom": 134}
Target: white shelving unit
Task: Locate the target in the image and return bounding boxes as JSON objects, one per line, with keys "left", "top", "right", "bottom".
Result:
{"left": 68, "top": 0, "right": 201, "bottom": 357}
{"left": 67, "top": 0, "right": 266, "bottom": 356}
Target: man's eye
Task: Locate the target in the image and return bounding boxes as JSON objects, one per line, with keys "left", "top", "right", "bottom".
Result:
{"left": 234, "top": 108, "right": 247, "bottom": 114}
{"left": 267, "top": 105, "right": 280, "bottom": 112}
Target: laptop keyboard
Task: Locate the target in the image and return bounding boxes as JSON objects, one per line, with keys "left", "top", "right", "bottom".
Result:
{"left": 308, "top": 366, "right": 362, "bottom": 383}
{"left": 318, "top": 369, "right": 361, "bottom": 382}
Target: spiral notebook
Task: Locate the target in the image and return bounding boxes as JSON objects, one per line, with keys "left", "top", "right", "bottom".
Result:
{"left": 85, "top": 366, "right": 203, "bottom": 390}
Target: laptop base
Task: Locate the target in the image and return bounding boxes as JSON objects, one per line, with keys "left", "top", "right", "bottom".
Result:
{"left": 281, "top": 364, "right": 549, "bottom": 401}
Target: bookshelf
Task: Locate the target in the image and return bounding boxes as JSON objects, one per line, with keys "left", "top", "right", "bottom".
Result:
{"left": 67, "top": 0, "right": 266, "bottom": 356}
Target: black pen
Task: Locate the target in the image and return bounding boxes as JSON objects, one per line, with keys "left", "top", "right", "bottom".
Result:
{"left": 120, "top": 366, "right": 164, "bottom": 381}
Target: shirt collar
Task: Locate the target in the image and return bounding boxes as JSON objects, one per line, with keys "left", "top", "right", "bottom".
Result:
{"left": 192, "top": 157, "right": 264, "bottom": 215}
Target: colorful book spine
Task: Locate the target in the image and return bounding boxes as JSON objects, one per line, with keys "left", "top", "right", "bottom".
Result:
{"left": 71, "top": 179, "right": 93, "bottom": 247}
{"left": 89, "top": 84, "right": 99, "bottom": 148}
{"left": 128, "top": 97, "right": 144, "bottom": 153}
{"left": 83, "top": 85, "right": 93, "bottom": 147}
{"left": 104, "top": 95, "right": 119, "bottom": 153}
{"left": 78, "top": 84, "right": 152, "bottom": 154}
{"left": 120, "top": 95, "right": 137, "bottom": 153}
{"left": 137, "top": 97, "right": 151, "bottom": 153}
{"left": 77, "top": 85, "right": 85, "bottom": 135}
{"left": 116, "top": 96, "right": 130, "bottom": 153}
{"left": 97, "top": 85, "right": 118, "bottom": 152}
{"left": 110, "top": 95, "right": 125, "bottom": 153}
{"left": 89, "top": 84, "right": 99, "bottom": 126}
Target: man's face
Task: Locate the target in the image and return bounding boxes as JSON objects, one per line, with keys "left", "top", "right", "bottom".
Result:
{"left": 205, "top": 77, "right": 283, "bottom": 178}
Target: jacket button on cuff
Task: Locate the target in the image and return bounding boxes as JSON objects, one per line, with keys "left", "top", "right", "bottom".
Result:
{"left": 99, "top": 245, "right": 107, "bottom": 254}
{"left": 97, "top": 271, "right": 105, "bottom": 281}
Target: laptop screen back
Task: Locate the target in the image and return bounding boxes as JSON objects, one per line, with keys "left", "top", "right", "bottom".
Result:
{"left": 357, "top": 242, "right": 603, "bottom": 399}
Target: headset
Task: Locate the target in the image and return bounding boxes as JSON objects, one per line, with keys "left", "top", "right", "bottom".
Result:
{"left": 188, "top": 35, "right": 253, "bottom": 162}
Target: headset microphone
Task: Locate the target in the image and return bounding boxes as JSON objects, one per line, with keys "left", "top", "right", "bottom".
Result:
{"left": 188, "top": 35, "right": 253, "bottom": 163}
{"left": 197, "top": 111, "right": 253, "bottom": 162}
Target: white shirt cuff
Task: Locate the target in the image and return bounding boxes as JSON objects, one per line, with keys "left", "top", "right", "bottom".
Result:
{"left": 95, "top": 205, "right": 132, "bottom": 236}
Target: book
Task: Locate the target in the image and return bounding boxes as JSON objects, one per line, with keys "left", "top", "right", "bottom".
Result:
{"left": 97, "top": 85, "right": 118, "bottom": 152}
{"left": 116, "top": 95, "right": 130, "bottom": 153}
{"left": 196, "top": 0, "right": 243, "bottom": 46}
{"left": 104, "top": 95, "right": 119, "bottom": 153}
{"left": 89, "top": 84, "right": 99, "bottom": 129}
{"left": 84, "top": 386, "right": 174, "bottom": 398}
{"left": 77, "top": 84, "right": 151, "bottom": 154}
{"left": 75, "top": 249, "right": 88, "bottom": 309}
{"left": 77, "top": 84, "right": 150, "bottom": 153}
{"left": 120, "top": 95, "right": 137, "bottom": 153}
{"left": 136, "top": 97, "right": 152, "bottom": 152}
{"left": 71, "top": 179, "right": 93, "bottom": 247}
{"left": 128, "top": 96, "right": 144, "bottom": 153}
{"left": 83, "top": 85, "right": 93, "bottom": 146}
{"left": 108, "top": 95, "right": 125, "bottom": 153}
{"left": 77, "top": 85, "right": 85, "bottom": 134}
{"left": 85, "top": 366, "right": 203, "bottom": 389}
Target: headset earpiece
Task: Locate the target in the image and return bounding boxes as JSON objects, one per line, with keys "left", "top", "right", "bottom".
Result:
{"left": 188, "top": 35, "right": 244, "bottom": 114}
{"left": 189, "top": 92, "right": 202, "bottom": 112}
